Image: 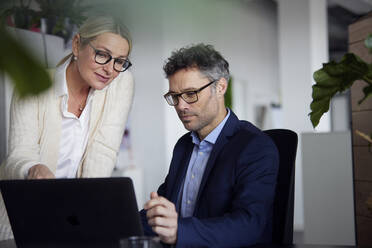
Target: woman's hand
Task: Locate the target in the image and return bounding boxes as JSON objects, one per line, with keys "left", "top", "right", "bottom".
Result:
{"left": 27, "top": 164, "right": 55, "bottom": 179}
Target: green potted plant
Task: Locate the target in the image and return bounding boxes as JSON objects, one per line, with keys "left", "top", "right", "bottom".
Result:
{"left": 0, "top": 1, "right": 51, "bottom": 97}
{"left": 309, "top": 34, "right": 372, "bottom": 213}
{"left": 309, "top": 34, "right": 372, "bottom": 140}
{"left": 1, "top": 0, "right": 89, "bottom": 44}
{"left": 33, "top": 0, "right": 88, "bottom": 44}
{"left": 0, "top": 0, "right": 90, "bottom": 97}
{"left": 0, "top": 25, "right": 52, "bottom": 97}
{"left": 0, "top": 0, "right": 37, "bottom": 30}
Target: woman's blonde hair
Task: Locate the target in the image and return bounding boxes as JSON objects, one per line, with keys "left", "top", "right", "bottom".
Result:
{"left": 57, "top": 15, "right": 132, "bottom": 66}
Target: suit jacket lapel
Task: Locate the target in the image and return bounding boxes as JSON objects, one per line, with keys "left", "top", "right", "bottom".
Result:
{"left": 193, "top": 112, "right": 240, "bottom": 212}
{"left": 169, "top": 139, "right": 194, "bottom": 206}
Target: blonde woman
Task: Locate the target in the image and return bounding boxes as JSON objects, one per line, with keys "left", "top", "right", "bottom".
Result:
{"left": 0, "top": 15, "right": 134, "bottom": 239}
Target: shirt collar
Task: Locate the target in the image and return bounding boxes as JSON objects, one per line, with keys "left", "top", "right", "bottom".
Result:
{"left": 54, "top": 57, "right": 71, "bottom": 97}
{"left": 190, "top": 108, "right": 231, "bottom": 145}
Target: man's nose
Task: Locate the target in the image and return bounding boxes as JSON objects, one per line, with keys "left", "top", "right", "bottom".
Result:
{"left": 176, "top": 96, "right": 190, "bottom": 110}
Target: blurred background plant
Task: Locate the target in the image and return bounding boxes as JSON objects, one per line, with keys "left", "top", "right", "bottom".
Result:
{"left": 0, "top": 0, "right": 91, "bottom": 97}
{"left": 0, "top": 1, "right": 51, "bottom": 97}
{"left": 310, "top": 34, "right": 372, "bottom": 146}
{"left": 0, "top": 0, "right": 123, "bottom": 98}
{"left": 0, "top": 26, "right": 52, "bottom": 97}
{"left": 0, "top": 0, "right": 36, "bottom": 30}
{"left": 225, "top": 77, "right": 233, "bottom": 110}
{"left": 1, "top": 0, "right": 89, "bottom": 44}
{"left": 33, "top": 0, "right": 89, "bottom": 44}
{"left": 310, "top": 33, "right": 372, "bottom": 212}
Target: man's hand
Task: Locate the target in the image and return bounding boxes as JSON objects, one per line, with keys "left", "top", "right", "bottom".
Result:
{"left": 144, "top": 192, "right": 178, "bottom": 244}
{"left": 27, "top": 164, "right": 55, "bottom": 179}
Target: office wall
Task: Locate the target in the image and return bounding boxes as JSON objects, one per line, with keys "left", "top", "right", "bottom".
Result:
{"left": 278, "top": 0, "right": 330, "bottom": 232}
{"left": 1, "top": 0, "right": 329, "bottom": 235}
{"left": 91, "top": 0, "right": 280, "bottom": 204}
{"left": 121, "top": 0, "right": 168, "bottom": 203}
{"left": 161, "top": 0, "right": 279, "bottom": 171}
{"left": 0, "top": 0, "right": 289, "bottom": 226}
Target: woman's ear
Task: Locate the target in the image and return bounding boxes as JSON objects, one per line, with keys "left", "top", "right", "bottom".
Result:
{"left": 72, "top": 34, "right": 81, "bottom": 58}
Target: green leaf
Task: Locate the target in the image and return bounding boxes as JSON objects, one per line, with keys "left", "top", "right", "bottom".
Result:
{"left": 309, "top": 98, "right": 331, "bottom": 127}
{"left": 358, "top": 84, "right": 372, "bottom": 104}
{"left": 0, "top": 26, "right": 52, "bottom": 97}
{"left": 365, "top": 34, "right": 372, "bottom": 54}
{"left": 311, "top": 85, "right": 338, "bottom": 100}
{"left": 225, "top": 77, "right": 233, "bottom": 110}
{"left": 309, "top": 53, "right": 371, "bottom": 128}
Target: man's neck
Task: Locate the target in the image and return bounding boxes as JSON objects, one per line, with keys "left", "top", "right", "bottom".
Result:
{"left": 197, "top": 107, "right": 228, "bottom": 140}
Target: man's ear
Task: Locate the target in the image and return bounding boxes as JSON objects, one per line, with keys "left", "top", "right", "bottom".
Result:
{"left": 72, "top": 34, "right": 81, "bottom": 58}
{"left": 216, "top": 78, "right": 228, "bottom": 97}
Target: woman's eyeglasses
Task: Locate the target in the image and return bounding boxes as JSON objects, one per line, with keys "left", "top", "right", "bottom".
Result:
{"left": 88, "top": 43, "right": 132, "bottom": 72}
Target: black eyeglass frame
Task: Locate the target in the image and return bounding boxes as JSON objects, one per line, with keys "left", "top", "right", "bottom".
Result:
{"left": 88, "top": 42, "right": 132, "bottom": 72}
{"left": 164, "top": 80, "right": 217, "bottom": 106}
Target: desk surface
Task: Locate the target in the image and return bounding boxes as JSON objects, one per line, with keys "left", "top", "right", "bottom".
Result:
{"left": 0, "top": 240, "right": 360, "bottom": 248}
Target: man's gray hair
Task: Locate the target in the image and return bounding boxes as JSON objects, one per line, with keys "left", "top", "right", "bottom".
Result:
{"left": 163, "top": 43, "right": 230, "bottom": 82}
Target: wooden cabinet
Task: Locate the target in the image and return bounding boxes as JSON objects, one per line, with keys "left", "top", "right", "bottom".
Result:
{"left": 349, "top": 13, "right": 372, "bottom": 246}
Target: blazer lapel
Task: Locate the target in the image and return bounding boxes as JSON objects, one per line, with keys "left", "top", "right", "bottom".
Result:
{"left": 193, "top": 112, "right": 240, "bottom": 211}
{"left": 169, "top": 138, "right": 194, "bottom": 207}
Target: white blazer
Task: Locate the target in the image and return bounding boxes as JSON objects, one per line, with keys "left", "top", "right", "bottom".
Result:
{"left": 0, "top": 67, "right": 134, "bottom": 239}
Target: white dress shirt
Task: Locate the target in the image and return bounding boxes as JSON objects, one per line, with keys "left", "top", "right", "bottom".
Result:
{"left": 22, "top": 59, "right": 94, "bottom": 178}
{"left": 54, "top": 60, "right": 93, "bottom": 178}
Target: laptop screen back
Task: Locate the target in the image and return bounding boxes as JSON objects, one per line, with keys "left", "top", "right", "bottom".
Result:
{"left": 0, "top": 177, "right": 143, "bottom": 247}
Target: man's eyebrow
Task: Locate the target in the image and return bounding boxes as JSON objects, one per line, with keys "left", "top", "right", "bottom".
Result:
{"left": 168, "top": 87, "right": 198, "bottom": 94}
{"left": 183, "top": 87, "right": 198, "bottom": 91}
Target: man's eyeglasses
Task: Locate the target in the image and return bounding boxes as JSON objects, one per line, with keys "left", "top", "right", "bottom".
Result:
{"left": 164, "top": 80, "right": 216, "bottom": 106}
{"left": 88, "top": 43, "right": 132, "bottom": 72}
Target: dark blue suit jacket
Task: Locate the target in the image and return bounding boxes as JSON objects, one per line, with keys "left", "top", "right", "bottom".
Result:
{"left": 141, "top": 111, "right": 279, "bottom": 247}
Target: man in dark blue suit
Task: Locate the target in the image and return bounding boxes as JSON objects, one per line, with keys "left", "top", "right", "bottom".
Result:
{"left": 141, "top": 43, "right": 279, "bottom": 247}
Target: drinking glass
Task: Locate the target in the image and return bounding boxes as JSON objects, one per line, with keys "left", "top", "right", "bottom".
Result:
{"left": 119, "top": 236, "right": 162, "bottom": 248}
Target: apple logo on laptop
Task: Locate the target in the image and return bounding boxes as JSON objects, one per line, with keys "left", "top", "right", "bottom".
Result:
{"left": 66, "top": 215, "right": 80, "bottom": 226}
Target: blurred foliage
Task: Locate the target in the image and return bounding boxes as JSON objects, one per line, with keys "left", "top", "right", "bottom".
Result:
{"left": 0, "top": 0, "right": 36, "bottom": 29}
{"left": 225, "top": 77, "right": 233, "bottom": 110}
{"left": 34, "top": 0, "right": 89, "bottom": 42}
{"left": 309, "top": 34, "right": 372, "bottom": 128}
{"left": 309, "top": 53, "right": 372, "bottom": 127}
{"left": 0, "top": 1, "right": 52, "bottom": 97}
{"left": 0, "top": 0, "right": 89, "bottom": 43}
{"left": 0, "top": 0, "right": 129, "bottom": 98}
{"left": 367, "top": 192, "right": 372, "bottom": 212}
{"left": 0, "top": 25, "right": 52, "bottom": 97}
{"left": 365, "top": 34, "right": 372, "bottom": 54}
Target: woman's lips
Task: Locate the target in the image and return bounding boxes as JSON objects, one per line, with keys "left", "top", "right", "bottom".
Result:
{"left": 95, "top": 73, "right": 110, "bottom": 83}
